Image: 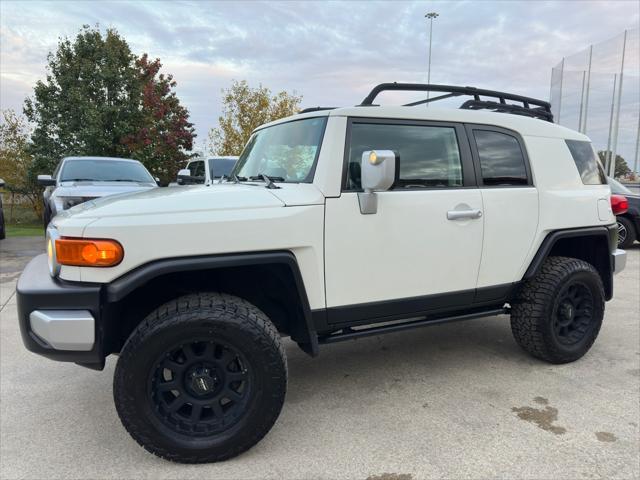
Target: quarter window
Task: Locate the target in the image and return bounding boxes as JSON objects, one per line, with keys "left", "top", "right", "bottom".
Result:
{"left": 347, "top": 123, "right": 463, "bottom": 189}
{"left": 188, "top": 161, "right": 205, "bottom": 178}
{"left": 474, "top": 130, "right": 529, "bottom": 186}
{"left": 565, "top": 140, "right": 606, "bottom": 185}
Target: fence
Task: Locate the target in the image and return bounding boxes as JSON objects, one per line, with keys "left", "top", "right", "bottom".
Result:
{"left": 550, "top": 27, "right": 639, "bottom": 179}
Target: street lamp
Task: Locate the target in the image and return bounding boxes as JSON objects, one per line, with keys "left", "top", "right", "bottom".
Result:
{"left": 425, "top": 11, "right": 439, "bottom": 104}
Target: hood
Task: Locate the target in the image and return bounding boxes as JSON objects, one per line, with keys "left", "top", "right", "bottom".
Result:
{"left": 53, "top": 181, "right": 156, "bottom": 199}
{"left": 61, "top": 182, "right": 289, "bottom": 219}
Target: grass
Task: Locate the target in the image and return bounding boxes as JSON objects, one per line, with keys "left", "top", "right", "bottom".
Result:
{"left": 5, "top": 224, "right": 43, "bottom": 237}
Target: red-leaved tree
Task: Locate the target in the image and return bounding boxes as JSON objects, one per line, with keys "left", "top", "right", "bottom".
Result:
{"left": 122, "top": 54, "right": 195, "bottom": 183}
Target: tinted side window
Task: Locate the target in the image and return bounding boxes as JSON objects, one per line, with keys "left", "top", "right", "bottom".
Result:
{"left": 210, "top": 159, "right": 236, "bottom": 178}
{"left": 565, "top": 140, "right": 606, "bottom": 185}
{"left": 347, "top": 123, "right": 463, "bottom": 189}
{"left": 188, "top": 161, "right": 205, "bottom": 177}
{"left": 474, "top": 130, "right": 528, "bottom": 186}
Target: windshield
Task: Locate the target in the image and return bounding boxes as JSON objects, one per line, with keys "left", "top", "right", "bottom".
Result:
{"left": 60, "top": 159, "right": 155, "bottom": 183}
{"left": 210, "top": 158, "right": 237, "bottom": 178}
{"left": 232, "top": 117, "right": 327, "bottom": 183}
{"left": 608, "top": 177, "right": 633, "bottom": 195}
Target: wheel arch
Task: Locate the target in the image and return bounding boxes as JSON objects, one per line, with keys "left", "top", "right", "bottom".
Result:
{"left": 102, "top": 251, "right": 319, "bottom": 358}
{"left": 523, "top": 226, "right": 615, "bottom": 300}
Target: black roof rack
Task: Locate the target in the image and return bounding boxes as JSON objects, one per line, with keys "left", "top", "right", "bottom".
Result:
{"left": 360, "top": 83, "right": 553, "bottom": 122}
{"left": 299, "top": 106, "right": 338, "bottom": 114}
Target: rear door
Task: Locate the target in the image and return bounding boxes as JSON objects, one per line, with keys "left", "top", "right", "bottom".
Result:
{"left": 324, "top": 118, "right": 484, "bottom": 325}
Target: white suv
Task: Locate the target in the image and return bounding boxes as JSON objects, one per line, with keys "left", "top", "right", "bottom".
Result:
{"left": 17, "top": 83, "right": 626, "bottom": 463}
{"left": 177, "top": 156, "right": 238, "bottom": 185}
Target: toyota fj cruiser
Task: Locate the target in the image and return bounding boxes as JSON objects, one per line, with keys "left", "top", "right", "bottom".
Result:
{"left": 17, "top": 83, "right": 627, "bottom": 463}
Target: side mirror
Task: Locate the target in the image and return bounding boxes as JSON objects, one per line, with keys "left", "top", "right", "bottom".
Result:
{"left": 177, "top": 169, "right": 191, "bottom": 185}
{"left": 358, "top": 150, "right": 396, "bottom": 214}
{"left": 37, "top": 174, "right": 56, "bottom": 187}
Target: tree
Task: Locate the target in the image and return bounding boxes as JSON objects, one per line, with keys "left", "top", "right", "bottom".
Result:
{"left": 598, "top": 151, "right": 631, "bottom": 178}
{"left": 0, "top": 110, "right": 43, "bottom": 216}
{"left": 121, "top": 54, "right": 196, "bottom": 183}
{"left": 208, "top": 80, "right": 302, "bottom": 156}
{"left": 23, "top": 25, "right": 195, "bottom": 182}
{"left": 24, "top": 25, "right": 142, "bottom": 175}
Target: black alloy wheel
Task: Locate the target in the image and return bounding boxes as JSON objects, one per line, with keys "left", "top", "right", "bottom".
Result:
{"left": 552, "top": 281, "right": 595, "bottom": 346}
{"left": 149, "top": 340, "right": 252, "bottom": 436}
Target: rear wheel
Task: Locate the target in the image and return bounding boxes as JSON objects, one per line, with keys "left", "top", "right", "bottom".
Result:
{"left": 617, "top": 216, "right": 636, "bottom": 248}
{"left": 510, "top": 256, "right": 604, "bottom": 364}
{"left": 114, "top": 292, "right": 287, "bottom": 463}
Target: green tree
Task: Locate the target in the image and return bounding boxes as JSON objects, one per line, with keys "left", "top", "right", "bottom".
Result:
{"left": 598, "top": 151, "right": 631, "bottom": 178}
{"left": 24, "top": 25, "right": 142, "bottom": 175}
{"left": 208, "top": 80, "right": 302, "bottom": 156}
{"left": 121, "top": 54, "right": 196, "bottom": 183}
{"left": 0, "top": 109, "right": 43, "bottom": 216}
{"left": 24, "top": 25, "right": 195, "bottom": 182}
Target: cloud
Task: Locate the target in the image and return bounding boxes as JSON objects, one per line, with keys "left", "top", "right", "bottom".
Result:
{"left": 1, "top": 0, "right": 638, "bottom": 153}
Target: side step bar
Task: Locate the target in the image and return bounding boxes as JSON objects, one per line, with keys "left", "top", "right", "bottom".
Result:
{"left": 318, "top": 308, "right": 508, "bottom": 344}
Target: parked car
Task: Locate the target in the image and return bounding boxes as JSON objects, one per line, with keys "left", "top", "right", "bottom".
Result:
{"left": 38, "top": 156, "right": 158, "bottom": 227}
{"left": 177, "top": 156, "right": 238, "bottom": 185}
{"left": 609, "top": 177, "right": 640, "bottom": 248}
{"left": 17, "top": 83, "right": 626, "bottom": 463}
{"left": 0, "top": 178, "right": 5, "bottom": 240}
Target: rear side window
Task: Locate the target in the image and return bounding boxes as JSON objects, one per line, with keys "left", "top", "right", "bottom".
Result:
{"left": 565, "top": 140, "right": 606, "bottom": 185}
{"left": 347, "top": 123, "right": 463, "bottom": 189}
{"left": 473, "top": 130, "right": 529, "bottom": 186}
{"left": 188, "top": 161, "right": 205, "bottom": 177}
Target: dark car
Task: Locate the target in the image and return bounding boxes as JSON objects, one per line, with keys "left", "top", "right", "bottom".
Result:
{"left": 0, "top": 178, "right": 5, "bottom": 240}
{"left": 609, "top": 177, "right": 640, "bottom": 248}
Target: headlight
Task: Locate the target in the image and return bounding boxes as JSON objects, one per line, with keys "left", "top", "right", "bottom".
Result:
{"left": 46, "top": 226, "right": 61, "bottom": 277}
{"left": 60, "top": 196, "right": 89, "bottom": 210}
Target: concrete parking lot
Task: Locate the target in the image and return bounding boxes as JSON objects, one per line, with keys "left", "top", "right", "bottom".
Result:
{"left": 1, "top": 237, "right": 638, "bottom": 479}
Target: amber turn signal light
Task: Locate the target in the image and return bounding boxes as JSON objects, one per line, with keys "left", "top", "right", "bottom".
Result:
{"left": 55, "top": 238, "right": 124, "bottom": 267}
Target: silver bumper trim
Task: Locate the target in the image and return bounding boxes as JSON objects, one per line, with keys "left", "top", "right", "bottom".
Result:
{"left": 612, "top": 249, "right": 627, "bottom": 274}
{"left": 29, "top": 310, "right": 95, "bottom": 351}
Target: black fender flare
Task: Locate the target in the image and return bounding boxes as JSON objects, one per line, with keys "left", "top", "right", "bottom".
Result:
{"left": 105, "top": 251, "right": 319, "bottom": 356}
{"left": 522, "top": 225, "right": 616, "bottom": 300}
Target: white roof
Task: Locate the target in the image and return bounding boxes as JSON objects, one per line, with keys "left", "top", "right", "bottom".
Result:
{"left": 258, "top": 106, "right": 589, "bottom": 141}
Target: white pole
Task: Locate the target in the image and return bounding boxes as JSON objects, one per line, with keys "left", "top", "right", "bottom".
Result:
{"left": 582, "top": 45, "right": 593, "bottom": 133}
{"left": 610, "top": 29, "right": 627, "bottom": 178}
{"left": 425, "top": 12, "right": 438, "bottom": 106}
{"left": 578, "top": 70, "right": 586, "bottom": 133}
{"left": 606, "top": 74, "right": 617, "bottom": 173}
{"left": 557, "top": 57, "right": 565, "bottom": 123}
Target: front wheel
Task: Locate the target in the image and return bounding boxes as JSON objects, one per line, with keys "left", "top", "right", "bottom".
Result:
{"left": 510, "top": 256, "right": 605, "bottom": 364}
{"left": 114, "top": 292, "right": 287, "bottom": 463}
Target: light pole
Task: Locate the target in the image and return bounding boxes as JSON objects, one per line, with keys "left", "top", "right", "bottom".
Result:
{"left": 425, "top": 12, "right": 439, "bottom": 104}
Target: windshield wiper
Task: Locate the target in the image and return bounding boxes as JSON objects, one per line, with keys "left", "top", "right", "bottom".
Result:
{"left": 249, "top": 174, "right": 283, "bottom": 189}
{"left": 232, "top": 174, "right": 247, "bottom": 183}
{"left": 63, "top": 178, "right": 94, "bottom": 182}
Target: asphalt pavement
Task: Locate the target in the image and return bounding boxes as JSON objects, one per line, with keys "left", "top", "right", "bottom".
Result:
{"left": 1, "top": 236, "right": 638, "bottom": 479}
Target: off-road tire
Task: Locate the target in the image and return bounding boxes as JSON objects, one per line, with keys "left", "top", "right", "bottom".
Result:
{"left": 113, "top": 292, "right": 287, "bottom": 463}
{"left": 510, "top": 256, "right": 605, "bottom": 364}
{"left": 617, "top": 216, "right": 636, "bottom": 248}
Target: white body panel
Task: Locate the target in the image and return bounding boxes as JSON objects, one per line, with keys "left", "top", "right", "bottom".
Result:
{"left": 324, "top": 190, "right": 483, "bottom": 307}
{"left": 50, "top": 106, "right": 614, "bottom": 315}
{"left": 476, "top": 187, "right": 539, "bottom": 288}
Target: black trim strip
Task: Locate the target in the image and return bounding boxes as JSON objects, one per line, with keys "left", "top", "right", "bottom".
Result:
{"left": 319, "top": 308, "right": 506, "bottom": 344}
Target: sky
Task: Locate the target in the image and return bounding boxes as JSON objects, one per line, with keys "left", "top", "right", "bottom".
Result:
{"left": 1, "top": 0, "right": 638, "bottom": 155}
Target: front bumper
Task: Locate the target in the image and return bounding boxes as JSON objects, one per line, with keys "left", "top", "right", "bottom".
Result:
{"left": 612, "top": 249, "right": 627, "bottom": 274}
{"left": 16, "top": 254, "right": 105, "bottom": 369}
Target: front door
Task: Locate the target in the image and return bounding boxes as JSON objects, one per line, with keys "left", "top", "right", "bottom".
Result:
{"left": 324, "top": 119, "right": 484, "bottom": 325}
